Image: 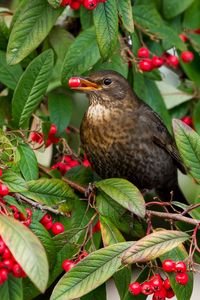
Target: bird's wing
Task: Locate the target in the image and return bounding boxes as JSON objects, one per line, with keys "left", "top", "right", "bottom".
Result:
{"left": 139, "top": 105, "right": 187, "bottom": 174}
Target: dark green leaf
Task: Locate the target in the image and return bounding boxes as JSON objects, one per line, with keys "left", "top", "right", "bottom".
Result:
{"left": 0, "top": 215, "right": 49, "bottom": 293}
{"left": 50, "top": 242, "right": 133, "bottom": 300}
{"left": 80, "top": 6, "right": 94, "bottom": 30}
{"left": 117, "top": 0, "right": 134, "bottom": 33}
{"left": 183, "top": 0, "right": 200, "bottom": 29}
{"left": 96, "top": 178, "right": 145, "bottom": 218}
{"left": 123, "top": 230, "right": 189, "bottom": 264}
{"left": 0, "top": 276, "right": 23, "bottom": 300}
{"left": 162, "top": 0, "right": 195, "bottom": 19}
{"left": 193, "top": 100, "right": 200, "bottom": 135}
{"left": 81, "top": 284, "right": 106, "bottom": 300}
{"left": 48, "top": 93, "right": 73, "bottom": 135}
{"left": 1, "top": 169, "right": 28, "bottom": 192}
{"left": 0, "top": 50, "right": 22, "bottom": 89}
{"left": 173, "top": 119, "right": 200, "bottom": 184}
{"left": 18, "top": 144, "right": 39, "bottom": 181}
{"left": 93, "top": 0, "right": 118, "bottom": 60}
{"left": 12, "top": 49, "right": 54, "bottom": 128}
{"left": 7, "top": 0, "right": 62, "bottom": 65}
{"left": 61, "top": 27, "right": 100, "bottom": 85}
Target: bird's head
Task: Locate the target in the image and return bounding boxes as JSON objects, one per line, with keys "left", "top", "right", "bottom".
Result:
{"left": 68, "top": 70, "right": 136, "bottom": 107}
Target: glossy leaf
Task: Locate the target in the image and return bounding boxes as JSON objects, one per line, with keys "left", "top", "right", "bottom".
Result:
{"left": 50, "top": 242, "right": 133, "bottom": 300}
{"left": 0, "top": 276, "right": 23, "bottom": 300}
{"left": 96, "top": 178, "right": 145, "bottom": 218}
{"left": 160, "top": 245, "right": 193, "bottom": 300}
{"left": 123, "top": 230, "right": 189, "bottom": 264}
{"left": 12, "top": 50, "right": 54, "bottom": 128}
{"left": 0, "top": 50, "right": 22, "bottom": 89}
{"left": 61, "top": 27, "right": 100, "bottom": 85}
{"left": 18, "top": 144, "right": 39, "bottom": 181}
{"left": 173, "top": 119, "right": 200, "bottom": 184}
{"left": 0, "top": 215, "right": 49, "bottom": 293}
{"left": 117, "top": 0, "right": 134, "bottom": 33}
{"left": 48, "top": 93, "right": 73, "bottom": 135}
{"left": 7, "top": 0, "right": 62, "bottom": 65}
{"left": 162, "top": 0, "right": 195, "bottom": 19}
{"left": 1, "top": 169, "right": 28, "bottom": 192}
{"left": 93, "top": 0, "right": 118, "bottom": 60}
{"left": 100, "top": 216, "right": 125, "bottom": 246}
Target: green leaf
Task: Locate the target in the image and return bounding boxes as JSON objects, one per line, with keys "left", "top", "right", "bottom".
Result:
{"left": 12, "top": 49, "right": 54, "bottom": 128}
{"left": 122, "top": 230, "right": 189, "bottom": 264}
{"left": 50, "top": 242, "right": 133, "bottom": 300}
{"left": 162, "top": 0, "right": 195, "bottom": 19}
{"left": 48, "top": 93, "right": 73, "bottom": 135}
{"left": 0, "top": 17, "right": 9, "bottom": 51}
{"left": 117, "top": 0, "right": 134, "bottom": 33}
{"left": 0, "top": 214, "right": 49, "bottom": 293}
{"left": 178, "top": 51, "right": 200, "bottom": 88}
{"left": 80, "top": 6, "right": 94, "bottom": 30}
{"left": 61, "top": 27, "right": 100, "bottom": 85}
{"left": 183, "top": 0, "right": 200, "bottom": 29}
{"left": 22, "top": 178, "right": 76, "bottom": 207}
{"left": 7, "top": 0, "right": 62, "bottom": 65}
{"left": 100, "top": 216, "right": 125, "bottom": 247}
{"left": 18, "top": 144, "right": 39, "bottom": 181}
{"left": 96, "top": 178, "right": 145, "bottom": 218}
{"left": 81, "top": 284, "right": 106, "bottom": 300}
{"left": 93, "top": 0, "right": 118, "bottom": 60}
{"left": 0, "top": 276, "right": 23, "bottom": 300}
{"left": 1, "top": 169, "right": 28, "bottom": 192}
{"left": 173, "top": 119, "right": 200, "bottom": 183}
{"left": 160, "top": 245, "right": 193, "bottom": 300}
{"left": 0, "top": 50, "right": 22, "bottom": 89}
{"left": 193, "top": 100, "right": 200, "bottom": 135}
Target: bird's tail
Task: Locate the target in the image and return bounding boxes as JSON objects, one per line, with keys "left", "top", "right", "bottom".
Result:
{"left": 156, "top": 185, "right": 188, "bottom": 204}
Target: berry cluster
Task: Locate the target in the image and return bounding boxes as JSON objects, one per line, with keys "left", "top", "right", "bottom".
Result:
{"left": 40, "top": 214, "right": 65, "bottom": 235}
{"left": 51, "top": 154, "right": 90, "bottom": 176}
{"left": 129, "top": 260, "right": 188, "bottom": 300}
{"left": 62, "top": 250, "right": 88, "bottom": 272}
{"left": 0, "top": 236, "right": 26, "bottom": 285}
{"left": 137, "top": 47, "right": 194, "bottom": 72}
{"left": 30, "top": 124, "right": 60, "bottom": 148}
{"left": 60, "top": 0, "right": 106, "bottom": 10}
{"left": 9, "top": 206, "right": 32, "bottom": 227}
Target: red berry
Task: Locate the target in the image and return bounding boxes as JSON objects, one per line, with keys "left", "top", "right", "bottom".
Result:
{"left": 12, "top": 263, "right": 24, "bottom": 278}
{"left": 153, "top": 287, "right": 167, "bottom": 300}
{"left": 92, "top": 220, "right": 101, "bottom": 233}
{"left": 166, "top": 288, "right": 175, "bottom": 298}
{"left": 2, "top": 248, "right": 11, "bottom": 259}
{"left": 193, "top": 28, "right": 200, "bottom": 34}
{"left": 0, "top": 268, "right": 8, "bottom": 283}
{"left": 181, "top": 116, "right": 193, "bottom": 127}
{"left": 70, "top": 1, "right": 81, "bottom": 9}
{"left": 9, "top": 205, "right": 18, "bottom": 214}
{"left": 162, "top": 259, "right": 175, "bottom": 272}
{"left": 83, "top": 0, "right": 97, "bottom": 10}
{"left": 179, "top": 34, "right": 188, "bottom": 42}
{"left": 49, "top": 136, "right": 60, "bottom": 144}
{"left": 181, "top": 51, "right": 194, "bottom": 63}
{"left": 60, "top": 0, "right": 71, "bottom": 7}
{"left": 0, "top": 169, "right": 2, "bottom": 176}
{"left": 166, "top": 55, "right": 179, "bottom": 68}
{"left": 68, "top": 77, "right": 81, "bottom": 88}
{"left": 163, "top": 278, "right": 171, "bottom": 290}
{"left": 151, "top": 275, "right": 163, "bottom": 291}
{"left": 141, "top": 281, "right": 153, "bottom": 295}
{"left": 51, "top": 222, "right": 65, "bottom": 235}
{"left": 77, "top": 250, "right": 88, "bottom": 261}
{"left": 139, "top": 59, "right": 153, "bottom": 72}
{"left": 62, "top": 259, "right": 75, "bottom": 272}
{"left": 49, "top": 124, "right": 57, "bottom": 136}
{"left": 25, "top": 208, "right": 32, "bottom": 218}
{"left": 152, "top": 56, "right": 164, "bottom": 68}
{"left": 40, "top": 214, "right": 52, "bottom": 225}
{"left": 2, "top": 258, "right": 14, "bottom": 271}
{"left": 175, "top": 261, "right": 187, "bottom": 273}
{"left": 30, "top": 132, "right": 43, "bottom": 144}
{"left": 175, "top": 272, "right": 188, "bottom": 285}
{"left": 129, "top": 281, "right": 141, "bottom": 295}
{"left": 22, "top": 217, "right": 32, "bottom": 227}
{"left": 0, "top": 239, "right": 6, "bottom": 254}
{"left": 83, "top": 159, "right": 91, "bottom": 167}
{"left": 0, "top": 184, "right": 9, "bottom": 196}
{"left": 137, "top": 47, "right": 150, "bottom": 58}
{"left": 44, "top": 221, "right": 53, "bottom": 230}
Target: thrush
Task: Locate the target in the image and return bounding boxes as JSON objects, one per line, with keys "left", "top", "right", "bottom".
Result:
{"left": 69, "top": 70, "right": 187, "bottom": 202}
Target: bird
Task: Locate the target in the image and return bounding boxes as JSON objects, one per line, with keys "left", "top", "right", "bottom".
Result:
{"left": 69, "top": 70, "right": 187, "bottom": 203}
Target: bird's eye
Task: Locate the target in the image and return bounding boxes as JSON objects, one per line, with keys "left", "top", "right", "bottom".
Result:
{"left": 103, "top": 78, "right": 112, "bottom": 85}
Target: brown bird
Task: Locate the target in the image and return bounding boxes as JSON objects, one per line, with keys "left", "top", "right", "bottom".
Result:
{"left": 69, "top": 70, "right": 187, "bottom": 202}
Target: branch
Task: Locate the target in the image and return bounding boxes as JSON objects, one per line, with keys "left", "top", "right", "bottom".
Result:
{"left": 14, "top": 193, "right": 65, "bottom": 216}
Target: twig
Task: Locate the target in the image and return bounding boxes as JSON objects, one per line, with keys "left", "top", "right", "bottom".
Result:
{"left": 181, "top": 203, "right": 200, "bottom": 216}
{"left": 14, "top": 193, "right": 65, "bottom": 216}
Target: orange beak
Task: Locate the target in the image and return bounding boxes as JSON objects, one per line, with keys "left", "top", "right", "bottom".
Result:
{"left": 68, "top": 77, "right": 102, "bottom": 92}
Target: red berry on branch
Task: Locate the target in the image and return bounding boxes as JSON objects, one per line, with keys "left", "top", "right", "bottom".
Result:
{"left": 137, "top": 47, "right": 150, "bottom": 58}
{"left": 166, "top": 288, "right": 175, "bottom": 298}
{"left": 153, "top": 287, "right": 167, "bottom": 300}
{"left": 25, "top": 208, "right": 32, "bottom": 218}
{"left": 70, "top": 1, "right": 81, "bottom": 10}
{"left": 40, "top": 214, "right": 52, "bottom": 225}
{"left": 175, "top": 272, "right": 188, "bottom": 285}
{"left": 152, "top": 56, "right": 164, "bottom": 68}
{"left": 68, "top": 77, "right": 81, "bottom": 88}
{"left": 0, "top": 169, "right": 2, "bottom": 176}
{"left": 44, "top": 221, "right": 53, "bottom": 230}
{"left": 139, "top": 59, "right": 153, "bottom": 72}
{"left": 2, "top": 248, "right": 11, "bottom": 259}
{"left": 30, "top": 132, "right": 43, "bottom": 144}
{"left": 163, "top": 278, "right": 171, "bottom": 290}
{"left": 129, "top": 281, "right": 141, "bottom": 295}
{"left": 12, "top": 263, "right": 24, "bottom": 278}
{"left": 92, "top": 220, "right": 101, "bottom": 233}
{"left": 141, "top": 282, "right": 153, "bottom": 295}
{"left": 181, "top": 116, "right": 193, "bottom": 127}
{"left": 166, "top": 55, "right": 179, "bottom": 68}
{"left": 151, "top": 275, "right": 163, "bottom": 291}
{"left": 2, "top": 258, "right": 14, "bottom": 271}
{"left": 49, "top": 124, "right": 57, "bottom": 136}
{"left": 179, "top": 34, "right": 188, "bottom": 42}
{"left": 60, "top": 0, "right": 71, "bottom": 7}
{"left": 175, "top": 261, "right": 187, "bottom": 273}
{"left": 0, "top": 268, "right": 8, "bottom": 284}
{"left": 62, "top": 259, "right": 75, "bottom": 272}
{"left": 22, "top": 217, "right": 32, "bottom": 227}
{"left": 51, "top": 222, "right": 65, "bottom": 235}
{"left": 162, "top": 259, "right": 175, "bottom": 272}
{"left": 193, "top": 28, "right": 200, "bottom": 34}
{"left": 181, "top": 51, "right": 194, "bottom": 63}
{"left": 83, "top": 0, "right": 97, "bottom": 10}
{"left": 0, "top": 184, "right": 9, "bottom": 196}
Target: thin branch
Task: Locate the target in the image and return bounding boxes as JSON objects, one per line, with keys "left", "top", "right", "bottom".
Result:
{"left": 181, "top": 202, "right": 200, "bottom": 216}
{"left": 14, "top": 193, "right": 65, "bottom": 216}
